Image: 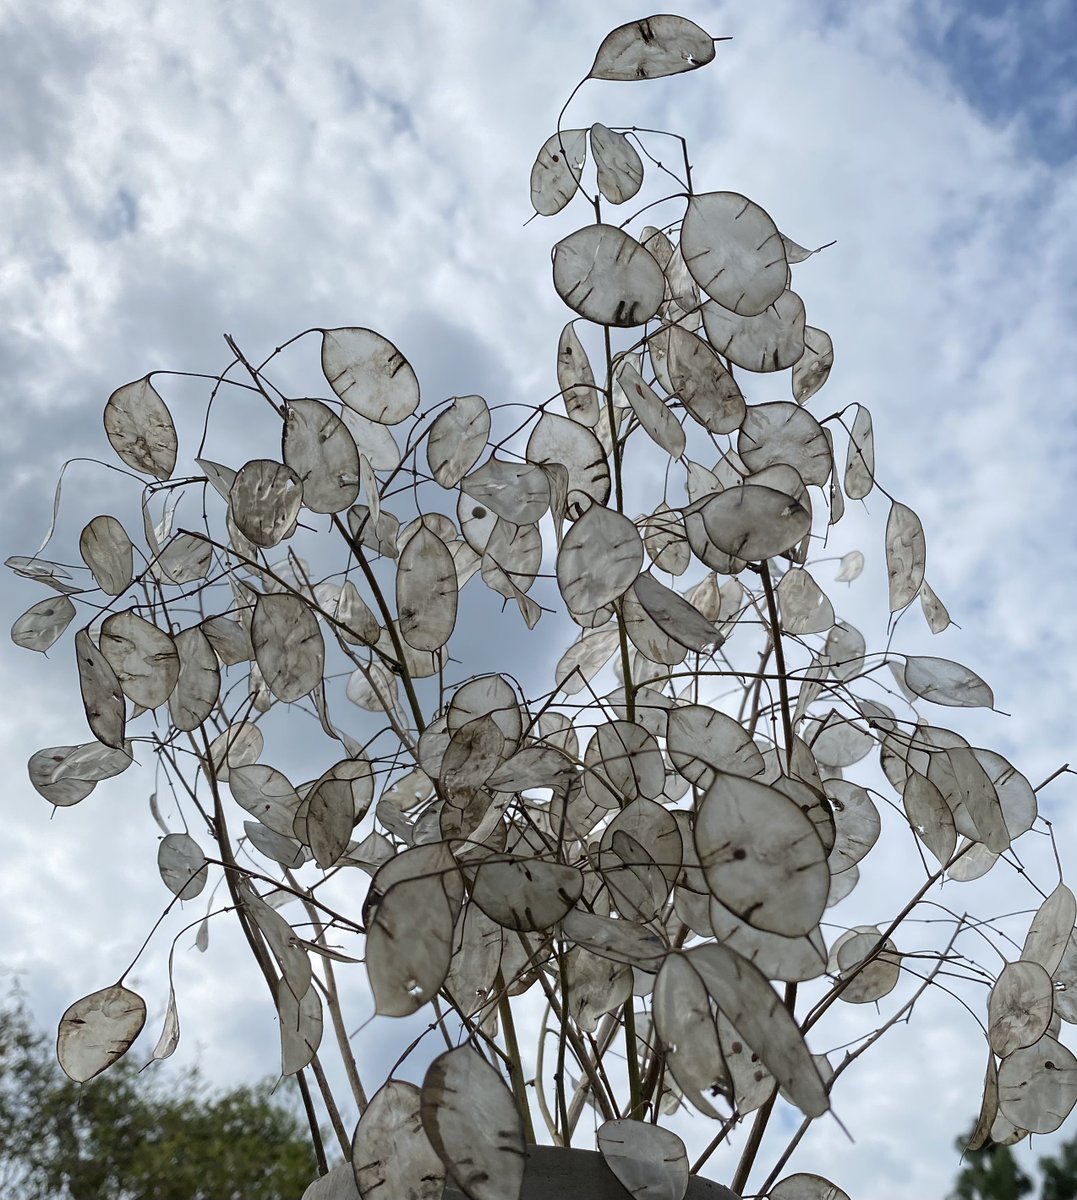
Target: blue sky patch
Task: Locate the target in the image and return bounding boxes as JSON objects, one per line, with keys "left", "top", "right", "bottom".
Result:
{"left": 99, "top": 187, "right": 139, "bottom": 240}
{"left": 912, "top": 0, "right": 1076, "bottom": 164}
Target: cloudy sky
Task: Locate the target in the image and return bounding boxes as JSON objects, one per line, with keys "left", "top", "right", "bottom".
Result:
{"left": 1, "top": 1, "right": 1075, "bottom": 1196}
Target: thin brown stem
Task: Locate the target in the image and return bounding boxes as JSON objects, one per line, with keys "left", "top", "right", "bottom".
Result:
{"left": 803, "top": 852, "right": 964, "bottom": 1034}
{"left": 535, "top": 1005, "right": 563, "bottom": 1144}
{"left": 223, "top": 334, "right": 287, "bottom": 418}
{"left": 623, "top": 1000, "right": 644, "bottom": 1121}
{"left": 729, "top": 981, "right": 796, "bottom": 1194}
{"left": 759, "top": 561, "right": 794, "bottom": 768}
{"left": 295, "top": 1071, "right": 329, "bottom": 1177}
{"left": 689, "top": 1113, "right": 741, "bottom": 1176}
{"left": 556, "top": 943, "right": 572, "bottom": 1143}
{"left": 525, "top": 952, "right": 618, "bottom": 1122}
{"left": 756, "top": 924, "right": 964, "bottom": 1196}
{"left": 496, "top": 972, "right": 537, "bottom": 1144}
{"left": 309, "top": 1052, "right": 350, "bottom": 1156}
{"left": 331, "top": 513, "right": 427, "bottom": 734}
{"left": 285, "top": 869, "right": 369, "bottom": 1113}
{"left": 566, "top": 1012, "right": 620, "bottom": 1136}
{"left": 730, "top": 1086, "right": 780, "bottom": 1197}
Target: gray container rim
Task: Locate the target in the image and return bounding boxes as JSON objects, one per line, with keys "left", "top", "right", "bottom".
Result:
{"left": 442, "top": 1144, "right": 741, "bottom": 1200}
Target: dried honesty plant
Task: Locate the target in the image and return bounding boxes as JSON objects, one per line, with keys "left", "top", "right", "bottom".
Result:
{"left": 9, "top": 14, "right": 1076, "bottom": 1200}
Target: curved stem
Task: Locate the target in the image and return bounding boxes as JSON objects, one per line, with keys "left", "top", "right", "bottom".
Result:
{"left": 535, "top": 1004, "right": 562, "bottom": 1144}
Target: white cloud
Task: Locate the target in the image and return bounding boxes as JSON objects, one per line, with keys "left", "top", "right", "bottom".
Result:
{"left": 1, "top": 2, "right": 1075, "bottom": 1198}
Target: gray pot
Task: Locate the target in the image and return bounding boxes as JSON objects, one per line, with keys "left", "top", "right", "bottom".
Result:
{"left": 442, "top": 1145, "right": 741, "bottom": 1200}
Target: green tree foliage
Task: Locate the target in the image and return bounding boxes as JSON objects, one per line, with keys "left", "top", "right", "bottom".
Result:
{"left": 951, "top": 1126, "right": 1077, "bottom": 1200}
{"left": 0, "top": 992, "right": 316, "bottom": 1200}
{"left": 1039, "top": 1140, "right": 1077, "bottom": 1200}
{"left": 950, "top": 1136, "right": 1034, "bottom": 1200}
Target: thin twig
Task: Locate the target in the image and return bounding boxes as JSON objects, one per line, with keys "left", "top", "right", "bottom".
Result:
{"left": 756, "top": 922, "right": 964, "bottom": 1196}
